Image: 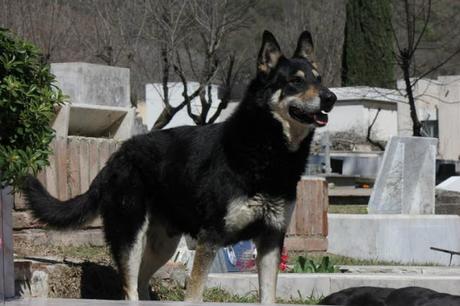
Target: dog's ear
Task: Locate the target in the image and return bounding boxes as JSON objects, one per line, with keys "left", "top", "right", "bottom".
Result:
{"left": 293, "top": 31, "right": 315, "bottom": 60}
{"left": 257, "top": 30, "right": 282, "bottom": 75}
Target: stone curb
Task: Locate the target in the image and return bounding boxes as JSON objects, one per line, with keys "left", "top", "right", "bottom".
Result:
{"left": 207, "top": 272, "right": 460, "bottom": 299}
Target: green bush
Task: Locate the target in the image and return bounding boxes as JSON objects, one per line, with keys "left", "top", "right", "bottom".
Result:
{"left": 0, "top": 28, "right": 65, "bottom": 189}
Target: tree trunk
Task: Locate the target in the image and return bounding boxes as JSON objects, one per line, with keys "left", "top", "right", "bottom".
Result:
{"left": 402, "top": 57, "right": 422, "bottom": 136}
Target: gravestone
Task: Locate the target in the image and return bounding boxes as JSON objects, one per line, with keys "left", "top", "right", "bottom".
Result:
{"left": 50, "top": 63, "right": 136, "bottom": 140}
{"left": 368, "top": 136, "right": 437, "bottom": 214}
{"left": 437, "top": 176, "right": 460, "bottom": 192}
{"left": 51, "top": 63, "right": 130, "bottom": 107}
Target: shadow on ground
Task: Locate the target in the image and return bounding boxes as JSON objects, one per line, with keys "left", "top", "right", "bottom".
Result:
{"left": 80, "top": 262, "right": 123, "bottom": 300}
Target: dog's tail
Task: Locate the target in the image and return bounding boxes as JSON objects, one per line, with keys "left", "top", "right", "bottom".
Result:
{"left": 22, "top": 174, "right": 102, "bottom": 229}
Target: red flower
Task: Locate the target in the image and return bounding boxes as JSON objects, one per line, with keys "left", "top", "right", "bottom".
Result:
{"left": 279, "top": 262, "right": 288, "bottom": 272}
{"left": 279, "top": 247, "right": 288, "bottom": 271}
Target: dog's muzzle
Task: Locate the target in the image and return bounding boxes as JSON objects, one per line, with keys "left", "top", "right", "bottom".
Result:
{"left": 288, "top": 106, "right": 329, "bottom": 127}
{"left": 288, "top": 88, "right": 336, "bottom": 127}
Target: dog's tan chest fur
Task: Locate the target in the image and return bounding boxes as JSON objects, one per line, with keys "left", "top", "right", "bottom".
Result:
{"left": 270, "top": 90, "right": 313, "bottom": 151}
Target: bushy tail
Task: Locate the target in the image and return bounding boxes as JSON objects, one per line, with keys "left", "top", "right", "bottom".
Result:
{"left": 22, "top": 175, "right": 101, "bottom": 229}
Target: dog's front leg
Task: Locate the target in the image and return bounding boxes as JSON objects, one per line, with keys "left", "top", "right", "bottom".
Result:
{"left": 255, "top": 232, "right": 284, "bottom": 304}
{"left": 185, "top": 241, "right": 217, "bottom": 302}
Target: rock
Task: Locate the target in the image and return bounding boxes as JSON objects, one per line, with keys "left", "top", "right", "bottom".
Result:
{"left": 15, "top": 260, "right": 51, "bottom": 298}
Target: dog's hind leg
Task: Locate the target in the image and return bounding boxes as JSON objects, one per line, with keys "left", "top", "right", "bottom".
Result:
{"left": 103, "top": 204, "right": 150, "bottom": 301}
{"left": 137, "top": 220, "right": 180, "bottom": 300}
{"left": 117, "top": 217, "right": 150, "bottom": 300}
{"left": 184, "top": 240, "right": 217, "bottom": 302}
{"left": 255, "top": 231, "right": 284, "bottom": 304}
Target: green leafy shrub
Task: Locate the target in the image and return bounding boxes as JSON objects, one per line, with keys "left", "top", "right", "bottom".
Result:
{"left": 0, "top": 28, "right": 65, "bottom": 188}
{"left": 292, "top": 255, "right": 337, "bottom": 273}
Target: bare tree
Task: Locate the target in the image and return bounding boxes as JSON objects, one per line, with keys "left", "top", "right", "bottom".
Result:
{"left": 272, "top": 0, "right": 347, "bottom": 87}
{"left": 140, "top": 0, "right": 197, "bottom": 128}
{"left": 75, "top": 0, "right": 146, "bottom": 67}
{"left": 177, "top": 0, "right": 252, "bottom": 126}
{"left": 367, "top": 109, "right": 385, "bottom": 150}
{"left": 391, "top": 0, "right": 460, "bottom": 136}
{"left": 145, "top": 0, "right": 252, "bottom": 129}
{"left": 0, "top": 0, "right": 77, "bottom": 62}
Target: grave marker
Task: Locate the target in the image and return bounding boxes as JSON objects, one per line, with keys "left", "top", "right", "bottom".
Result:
{"left": 369, "top": 136, "right": 437, "bottom": 214}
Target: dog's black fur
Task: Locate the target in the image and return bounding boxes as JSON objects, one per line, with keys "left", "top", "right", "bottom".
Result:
{"left": 22, "top": 30, "right": 336, "bottom": 302}
{"left": 386, "top": 287, "right": 460, "bottom": 306}
{"left": 319, "top": 286, "right": 394, "bottom": 305}
{"left": 320, "top": 286, "right": 460, "bottom": 306}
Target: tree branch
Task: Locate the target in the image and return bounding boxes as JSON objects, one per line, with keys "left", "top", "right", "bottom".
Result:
{"left": 367, "top": 108, "right": 385, "bottom": 150}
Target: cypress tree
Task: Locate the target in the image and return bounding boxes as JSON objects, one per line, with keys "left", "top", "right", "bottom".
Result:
{"left": 343, "top": 0, "right": 394, "bottom": 88}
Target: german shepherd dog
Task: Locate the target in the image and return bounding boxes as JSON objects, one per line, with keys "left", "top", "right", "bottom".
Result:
{"left": 23, "top": 31, "right": 336, "bottom": 303}
{"left": 320, "top": 286, "right": 460, "bottom": 306}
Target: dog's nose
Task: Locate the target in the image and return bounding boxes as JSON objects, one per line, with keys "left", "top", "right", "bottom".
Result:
{"left": 319, "top": 88, "right": 337, "bottom": 112}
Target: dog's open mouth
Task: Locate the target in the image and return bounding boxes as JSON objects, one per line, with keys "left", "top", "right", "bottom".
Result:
{"left": 288, "top": 106, "right": 329, "bottom": 127}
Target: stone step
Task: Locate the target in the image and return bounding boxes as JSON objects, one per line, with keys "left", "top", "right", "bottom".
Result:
{"left": 207, "top": 272, "right": 460, "bottom": 299}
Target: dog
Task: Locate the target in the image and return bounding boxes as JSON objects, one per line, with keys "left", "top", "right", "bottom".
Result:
{"left": 386, "top": 287, "right": 460, "bottom": 306}
{"left": 319, "top": 286, "right": 395, "bottom": 305}
{"left": 22, "top": 30, "right": 336, "bottom": 303}
{"left": 320, "top": 286, "right": 460, "bottom": 306}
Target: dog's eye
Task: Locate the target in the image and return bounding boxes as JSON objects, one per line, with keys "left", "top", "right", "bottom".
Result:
{"left": 289, "top": 77, "right": 304, "bottom": 85}
{"left": 312, "top": 69, "right": 322, "bottom": 83}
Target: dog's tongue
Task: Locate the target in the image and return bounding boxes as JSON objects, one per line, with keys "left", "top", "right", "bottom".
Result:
{"left": 314, "top": 112, "right": 328, "bottom": 127}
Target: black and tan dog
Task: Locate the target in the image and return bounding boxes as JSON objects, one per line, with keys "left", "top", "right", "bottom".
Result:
{"left": 23, "top": 30, "right": 336, "bottom": 303}
{"left": 320, "top": 286, "right": 460, "bottom": 306}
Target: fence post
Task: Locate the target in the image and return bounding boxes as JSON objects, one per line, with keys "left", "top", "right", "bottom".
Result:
{"left": 0, "top": 184, "right": 15, "bottom": 299}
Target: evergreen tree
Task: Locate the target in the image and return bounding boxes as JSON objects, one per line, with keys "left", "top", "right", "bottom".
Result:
{"left": 343, "top": 0, "right": 394, "bottom": 88}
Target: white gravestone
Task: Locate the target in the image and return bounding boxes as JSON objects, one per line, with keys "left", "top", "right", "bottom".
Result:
{"left": 436, "top": 176, "right": 460, "bottom": 193}
{"left": 368, "top": 136, "right": 437, "bottom": 214}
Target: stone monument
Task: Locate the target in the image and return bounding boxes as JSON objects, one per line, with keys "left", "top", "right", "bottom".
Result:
{"left": 50, "top": 62, "right": 136, "bottom": 140}
{"left": 368, "top": 136, "right": 437, "bottom": 214}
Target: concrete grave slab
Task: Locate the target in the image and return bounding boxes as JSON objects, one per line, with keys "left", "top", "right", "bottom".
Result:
{"left": 52, "top": 104, "right": 135, "bottom": 140}
{"left": 328, "top": 214, "right": 460, "bottom": 265}
{"left": 368, "top": 136, "right": 437, "bottom": 214}
{"left": 51, "top": 63, "right": 130, "bottom": 107}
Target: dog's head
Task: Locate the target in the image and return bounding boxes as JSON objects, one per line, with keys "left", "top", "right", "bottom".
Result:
{"left": 256, "top": 31, "right": 336, "bottom": 129}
